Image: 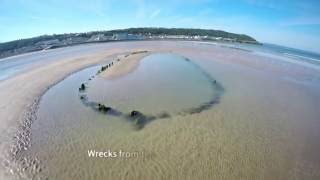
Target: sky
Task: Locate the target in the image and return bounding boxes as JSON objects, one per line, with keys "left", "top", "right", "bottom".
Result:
{"left": 0, "top": 0, "right": 320, "bottom": 53}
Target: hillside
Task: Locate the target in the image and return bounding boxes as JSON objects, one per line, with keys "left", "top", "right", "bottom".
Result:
{"left": 0, "top": 28, "right": 259, "bottom": 59}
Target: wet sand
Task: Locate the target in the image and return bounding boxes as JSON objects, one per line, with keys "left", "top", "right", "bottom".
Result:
{"left": 0, "top": 48, "right": 139, "bottom": 179}
{"left": 100, "top": 51, "right": 151, "bottom": 79}
{"left": 0, "top": 41, "right": 320, "bottom": 179}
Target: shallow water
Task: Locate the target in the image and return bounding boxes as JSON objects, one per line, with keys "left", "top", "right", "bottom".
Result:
{"left": 87, "top": 53, "right": 221, "bottom": 117}
{"left": 24, "top": 53, "right": 224, "bottom": 179}
{"left": 0, "top": 43, "right": 118, "bottom": 81}
{"left": 1, "top": 40, "right": 320, "bottom": 180}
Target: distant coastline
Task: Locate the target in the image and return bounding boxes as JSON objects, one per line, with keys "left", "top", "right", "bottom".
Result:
{"left": 0, "top": 27, "right": 260, "bottom": 59}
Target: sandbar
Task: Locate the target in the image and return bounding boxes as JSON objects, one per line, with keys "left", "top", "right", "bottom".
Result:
{"left": 99, "top": 51, "right": 151, "bottom": 80}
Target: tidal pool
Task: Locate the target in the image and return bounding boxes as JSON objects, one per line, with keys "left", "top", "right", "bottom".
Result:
{"left": 81, "top": 53, "right": 223, "bottom": 128}
{"left": 23, "top": 53, "right": 224, "bottom": 179}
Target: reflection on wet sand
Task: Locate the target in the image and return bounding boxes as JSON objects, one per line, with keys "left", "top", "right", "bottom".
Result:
{"left": 78, "top": 52, "right": 224, "bottom": 129}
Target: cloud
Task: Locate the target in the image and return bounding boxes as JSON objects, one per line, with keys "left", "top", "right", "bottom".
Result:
{"left": 134, "top": 0, "right": 146, "bottom": 19}
{"left": 28, "top": 16, "right": 42, "bottom": 20}
{"left": 150, "top": 9, "right": 161, "bottom": 19}
{"left": 242, "top": 0, "right": 280, "bottom": 9}
{"left": 283, "top": 17, "right": 320, "bottom": 26}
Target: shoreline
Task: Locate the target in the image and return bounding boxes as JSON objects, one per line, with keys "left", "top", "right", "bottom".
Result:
{"left": 0, "top": 35, "right": 260, "bottom": 60}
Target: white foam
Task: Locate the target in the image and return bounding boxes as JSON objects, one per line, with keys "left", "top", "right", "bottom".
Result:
{"left": 282, "top": 53, "right": 320, "bottom": 63}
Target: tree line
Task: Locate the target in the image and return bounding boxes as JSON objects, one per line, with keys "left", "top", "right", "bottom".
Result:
{"left": 0, "top": 28, "right": 258, "bottom": 56}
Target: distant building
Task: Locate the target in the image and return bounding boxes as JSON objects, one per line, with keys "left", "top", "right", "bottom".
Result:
{"left": 88, "top": 34, "right": 111, "bottom": 42}
{"left": 36, "top": 39, "right": 60, "bottom": 46}
{"left": 69, "top": 37, "right": 87, "bottom": 43}
{"left": 112, "top": 33, "right": 144, "bottom": 40}
{"left": 35, "top": 39, "right": 60, "bottom": 49}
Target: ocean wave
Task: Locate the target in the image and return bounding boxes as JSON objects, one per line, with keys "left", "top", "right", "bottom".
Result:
{"left": 282, "top": 52, "right": 320, "bottom": 63}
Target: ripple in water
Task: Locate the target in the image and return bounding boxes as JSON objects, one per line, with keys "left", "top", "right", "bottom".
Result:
{"left": 21, "top": 52, "right": 224, "bottom": 179}
{"left": 80, "top": 53, "right": 224, "bottom": 129}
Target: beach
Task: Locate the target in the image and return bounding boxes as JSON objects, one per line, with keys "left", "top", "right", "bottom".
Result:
{"left": 0, "top": 41, "right": 320, "bottom": 180}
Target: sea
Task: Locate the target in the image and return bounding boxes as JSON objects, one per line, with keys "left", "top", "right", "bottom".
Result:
{"left": 221, "top": 42, "right": 320, "bottom": 66}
